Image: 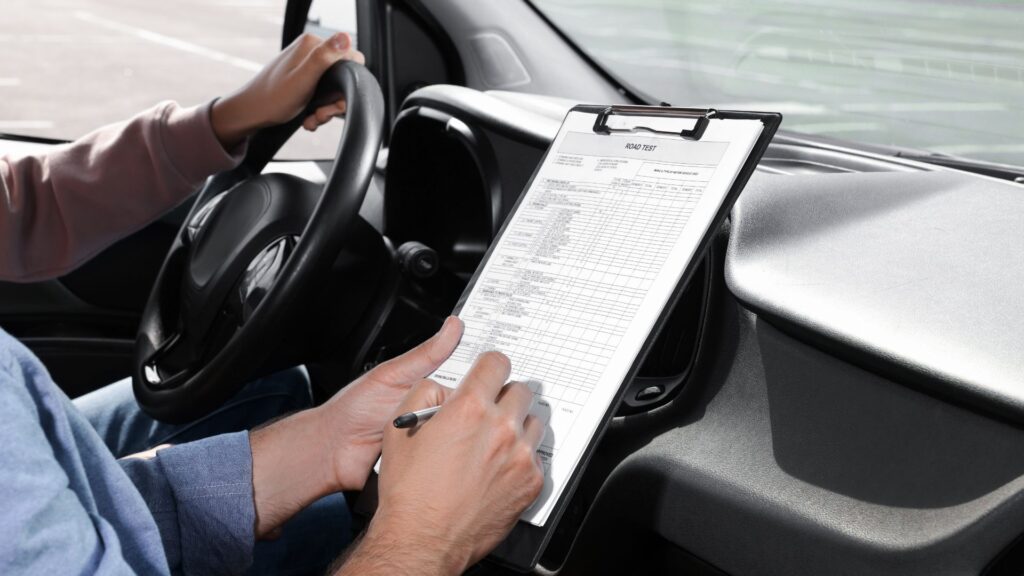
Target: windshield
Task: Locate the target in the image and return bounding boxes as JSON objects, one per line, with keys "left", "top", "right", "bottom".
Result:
{"left": 530, "top": 0, "right": 1023, "bottom": 166}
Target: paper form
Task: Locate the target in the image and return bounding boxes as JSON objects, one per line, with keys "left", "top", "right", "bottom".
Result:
{"left": 429, "top": 111, "right": 764, "bottom": 526}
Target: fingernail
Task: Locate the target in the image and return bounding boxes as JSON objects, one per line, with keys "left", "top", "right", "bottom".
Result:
{"left": 330, "top": 32, "right": 350, "bottom": 51}
{"left": 439, "top": 316, "right": 454, "bottom": 336}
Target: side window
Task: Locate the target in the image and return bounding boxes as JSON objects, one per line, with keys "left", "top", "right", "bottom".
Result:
{"left": 306, "top": 0, "right": 358, "bottom": 43}
{"left": 0, "top": 0, "right": 352, "bottom": 161}
{"left": 274, "top": 0, "right": 359, "bottom": 160}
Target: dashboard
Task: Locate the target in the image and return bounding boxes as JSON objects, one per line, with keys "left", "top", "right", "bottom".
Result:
{"left": 381, "top": 85, "right": 1024, "bottom": 575}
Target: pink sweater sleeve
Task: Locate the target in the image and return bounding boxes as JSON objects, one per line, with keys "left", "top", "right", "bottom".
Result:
{"left": 0, "top": 100, "right": 246, "bottom": 283}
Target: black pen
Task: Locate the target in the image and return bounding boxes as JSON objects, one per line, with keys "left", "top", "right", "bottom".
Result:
{"left": 393, "top": 406, "right": 441, "bottom": 429}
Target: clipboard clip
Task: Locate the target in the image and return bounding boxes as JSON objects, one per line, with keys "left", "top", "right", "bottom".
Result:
{"left": 593, "top": 106, "right": 717, "bottom": 141}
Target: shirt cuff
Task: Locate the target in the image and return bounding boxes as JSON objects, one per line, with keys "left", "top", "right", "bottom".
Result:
{"left": 160, "top": 100, "right": 249, "bottom": 184}
{"left": 151, "top": 432, "right": 256, "bottom": 576}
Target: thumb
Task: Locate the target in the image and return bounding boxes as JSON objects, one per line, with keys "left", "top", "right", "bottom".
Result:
{"left": 373, "top": 317, "right": 464, "bottom": 384}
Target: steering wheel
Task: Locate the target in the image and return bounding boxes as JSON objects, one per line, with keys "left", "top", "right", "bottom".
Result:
{"left": 132, "top": 61, "right": 385, "bottom": 423}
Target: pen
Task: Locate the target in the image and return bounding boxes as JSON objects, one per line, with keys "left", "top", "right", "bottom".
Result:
{"left": 393, "top": 405, "right": 441, "bottom": 429}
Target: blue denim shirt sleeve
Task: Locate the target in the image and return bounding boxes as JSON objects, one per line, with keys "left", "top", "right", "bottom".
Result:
{"left": 119, "top": 432, "right": 256, "bottom": 576}
{"left": 0, "top": 348, "right": 140, "bottom": 574}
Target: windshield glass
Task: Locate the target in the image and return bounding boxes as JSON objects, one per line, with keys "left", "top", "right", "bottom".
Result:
{"left": 530, "top": 0, "right": 1023, "bottom": 166}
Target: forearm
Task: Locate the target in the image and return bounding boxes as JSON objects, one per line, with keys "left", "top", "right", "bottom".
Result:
{"left": 0, "top": 101, "right": 243, "bottom": 282}
{"left": 211, "top": 93, "right": 272, "bottom": 149}
{"left": 249, "top": 406, "right": 339, "bottom": 537}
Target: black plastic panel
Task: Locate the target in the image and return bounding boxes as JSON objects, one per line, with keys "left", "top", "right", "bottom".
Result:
{"left": 384, "top": 107, "right": 495, "bottom": 277}
{"left": 387, "top": 2, "right": 464, "bottom": 116}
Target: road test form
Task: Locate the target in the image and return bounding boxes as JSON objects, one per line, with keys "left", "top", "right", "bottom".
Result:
{"left": 429, "top": 109, "right": 765, "bottom": 526}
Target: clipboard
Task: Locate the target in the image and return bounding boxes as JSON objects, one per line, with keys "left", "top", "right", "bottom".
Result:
{"left": 436, "top": 104, "right": 780, "bottom": 571}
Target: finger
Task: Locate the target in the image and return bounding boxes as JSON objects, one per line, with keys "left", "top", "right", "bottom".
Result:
{"left": 522, "top": 414, "right": 545, "bottom": 450}
{"left": 495, "top": 381, "right": 534, "bottom": 423}
{"left": 309, "top": 99, "right": 346, "bottom": 121}
{"left": 308, "top": 102, "right": 346, "bottom": 127}
{"left": 373, "top": 317, "right": 463, "bottom": 384}
{"left": 288, "top": 32, "right": 321, "bottom": 59}
{"left": 346, "top": 48, "right": 366, "bottom": 65}
{"left": 303, "top": 104, "right": 343, "bottom": 130}
{"left": 390, "top": 378, "right": 453, "bottom": 420}
{"left": 330, "top": 31, "right": 353, "bottom": 54}
{"left": 297, "top": 32, "right": 353, "bottom": 86}
{"left": 314, "top": 102, "right": 343, "bottom": 124}
{"left": 453, "top": 351, "right": 512, "bottom": 402}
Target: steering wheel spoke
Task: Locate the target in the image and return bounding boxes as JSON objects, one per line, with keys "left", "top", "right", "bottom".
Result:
{"left": 185, "top": 190, "right": 230, "bottom": 245}
{"left": 140, "top": 331, "right": 195, "bottom": 388}
{"left": 237, "top": 235, "right": 299, "bottom": 324}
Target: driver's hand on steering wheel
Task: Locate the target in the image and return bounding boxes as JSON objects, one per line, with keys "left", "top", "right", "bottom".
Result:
{"left": 210, "top": 31, "right": 365, "bottom": 148}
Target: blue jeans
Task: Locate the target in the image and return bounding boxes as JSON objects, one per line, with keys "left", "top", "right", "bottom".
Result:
{"left": 73, "top": 369, "right": 353, "bottom": 576}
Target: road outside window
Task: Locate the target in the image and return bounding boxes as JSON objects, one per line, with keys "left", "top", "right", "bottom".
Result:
{"left": 0, "top": 0, "right": 346, "bottom": 160}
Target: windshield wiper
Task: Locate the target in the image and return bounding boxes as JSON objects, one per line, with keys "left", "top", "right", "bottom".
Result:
{"left": 893, "top": 150, "right": 1024, "bottom": 184}
{"left": 776, "top": 131, "right": 1024, "bottom": 184}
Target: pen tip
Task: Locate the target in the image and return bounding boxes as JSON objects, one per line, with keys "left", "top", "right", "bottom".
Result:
{"left": 393, "top": 413, "right": 415, "bottom": 429}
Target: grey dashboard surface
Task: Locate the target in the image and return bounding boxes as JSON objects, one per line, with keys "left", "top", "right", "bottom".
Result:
{"left": 727, "top": 171, "right": 1024, "bottom": 423}
{"left": 571, "top": 297, "right": 1024, "bottom": 576}
{"left": 403, "top": 84, "right": 564, "bottom": 147}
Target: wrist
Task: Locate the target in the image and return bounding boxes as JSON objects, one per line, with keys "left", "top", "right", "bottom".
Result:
{"left": 210, "top": 94, "right": 262, "bottom": 149}
{"left": 250, "top": 408, "right": 338, "bottom": 537}
{"left": 309, "top": 404, "right": 378, "bottom": 493}
{"left": 355, "top": 515, "right": 468, "bottom": 576}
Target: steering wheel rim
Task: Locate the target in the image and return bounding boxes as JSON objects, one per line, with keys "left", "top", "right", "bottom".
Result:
{"left": 133, "top": 61, "right": 385, "bottom": 423}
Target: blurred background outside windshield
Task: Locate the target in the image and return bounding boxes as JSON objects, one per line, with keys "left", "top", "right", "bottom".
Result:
{"left": 533, "top": 0, "right": 1024, "bottom": 166}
